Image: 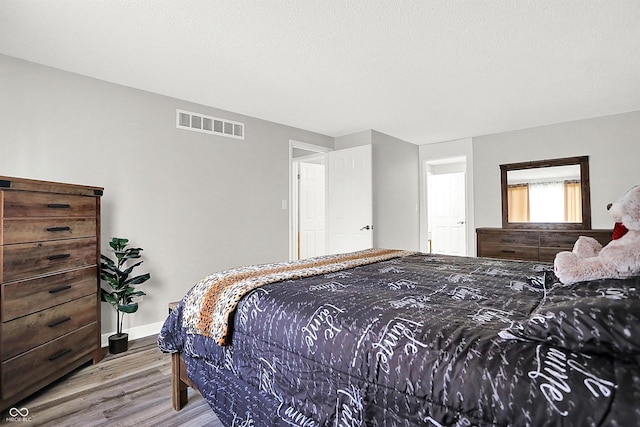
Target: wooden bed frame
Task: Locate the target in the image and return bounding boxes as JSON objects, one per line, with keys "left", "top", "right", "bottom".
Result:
{"left": 171, "top": 352, "right": 196, "bottom": 410}
{"left": 168, "top": 301, "right": 198, "bottom": 410}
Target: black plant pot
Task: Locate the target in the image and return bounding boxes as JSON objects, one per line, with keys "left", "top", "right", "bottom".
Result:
{"left": 108, "top": 333, "right": 129, "bottom": 354}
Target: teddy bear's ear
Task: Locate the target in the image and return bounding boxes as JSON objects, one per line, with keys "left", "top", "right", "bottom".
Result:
{"left": 620, "top": 185, "right": 640, "bottom": 230}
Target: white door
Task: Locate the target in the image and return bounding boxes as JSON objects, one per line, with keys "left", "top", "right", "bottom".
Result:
{"left": 429, "top": 172, "right": 466, "bottom": 255}
{"left": 327, "top": 145, "right": 373, "bottom": 254}
{"left": 298, "top": 162, "right": 326, "bottom": 259}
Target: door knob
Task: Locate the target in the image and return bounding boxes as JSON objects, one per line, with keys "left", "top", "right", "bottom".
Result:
{"left": 360, "top": 225, "right": 372, "bottom": 230}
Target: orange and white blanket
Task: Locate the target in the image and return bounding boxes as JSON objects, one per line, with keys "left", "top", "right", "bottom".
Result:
{"left": 182, "top": 248, "right": 415, "bottom": 345}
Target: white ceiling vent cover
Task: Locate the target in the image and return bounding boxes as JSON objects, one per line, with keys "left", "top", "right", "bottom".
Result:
{"left": 176, "top": 109, "right": 244, "bottom": 140}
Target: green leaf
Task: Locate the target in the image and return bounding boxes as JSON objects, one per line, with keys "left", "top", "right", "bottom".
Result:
{"left": 101, "top": 255, "right": 116, "bottom": 268}
{"left": 100, "top": 270, "right": 117, "bottom": 280}
{"left": 124, "top": 248, "right": 143, "bottom": 260}
{"left": 121, "top": 261, "right": 143, "bottom": 276}
{"left": 125, "top": 273, "right": 150, "bottom": 286}
{"left": 109, "top": 237, "right": 129, "bottom": 251}
{"left": 118, "top": 303, "right": 139, "bottom": 313}
{"left": 102, "top": 292, "right": 118, "bottom": 307}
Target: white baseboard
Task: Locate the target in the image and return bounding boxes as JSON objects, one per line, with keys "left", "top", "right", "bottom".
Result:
{"left": 101, "top": 321, "right": 164, "bottom": 348}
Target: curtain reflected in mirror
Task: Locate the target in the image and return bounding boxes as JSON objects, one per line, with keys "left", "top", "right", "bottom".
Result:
{"left": 508, "top": 185, "right": 529, "bottom": 222}
{"left": 564, "top": 181, "right": 581, "bottom": 222}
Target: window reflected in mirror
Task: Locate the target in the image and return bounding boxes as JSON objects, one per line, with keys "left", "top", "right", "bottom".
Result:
{"left": 507, "top": 165, "right": 581, "bottom": 223}
{"left": 500, "top": 156, "right": 591, "bottom": 230}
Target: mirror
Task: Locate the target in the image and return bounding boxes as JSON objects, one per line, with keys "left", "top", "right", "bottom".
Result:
{"left": 501, "top": 156, "right": 591, "bottom": 229}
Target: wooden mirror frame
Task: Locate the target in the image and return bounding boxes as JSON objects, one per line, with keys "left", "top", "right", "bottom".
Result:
{"left": 500, "top": 155, "right": 591, "bottom": 230}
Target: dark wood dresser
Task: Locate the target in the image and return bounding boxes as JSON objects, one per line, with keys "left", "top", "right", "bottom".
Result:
{"left": 476, "top": 228, "right": 612, "bottom": 262}
{"left": 0, "top": 176, "right": 103, "bottom": 411}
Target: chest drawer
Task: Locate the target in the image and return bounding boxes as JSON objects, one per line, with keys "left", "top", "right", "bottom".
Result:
{"left": 1, "top": 322, "right": 97, "bottom": 400}
{"left": 2, "top": 218, "right": 96, "bottom": 244}
{"left": 1, "top": 237, "right": 97, "bottom": 283}
{"left": 2, "top": 191, "right": 96, "bottom": 218}
{"left": 539, "top": 233, "right": 580, "bottom": 249}
{"left": 478, "top": 245, "right": 539, "bottom": 261}
{"left": 0, "top": 176, "right": 102, "bottom": 411}
{"left": 1, "top": 294, "right": 97, "bottom": 361}
{"left": 477, "top": 229, "right": 539, "bottom": 261}
{"left": 486, "top": 230, "right": 538, "bottom": 246}
{"left": 1, "top": 266, "right": 97, "bottom": 322}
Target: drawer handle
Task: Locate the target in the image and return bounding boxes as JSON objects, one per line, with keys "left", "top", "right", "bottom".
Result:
{"left": 500, "top": 239, "right": 516, "bottom": 243}
{"left": 48, "top": 203, "right": 71, "bottom": 209}
{"left": 49, "top": 285, "right": 72, "bottom": 294}
{"left": 48, "top": 317, "right": 71, "bottom": 328}
{"left": 47, "top": 254, "right": 71, "bottom": 260}
{"left": 48, "top": 348, "right": 72, "bottom": 361}
{"left": 46, "top": 226, "right": 71, "bottom": 232}
{"left": 501, "top": 249, "right": 516, "bottom": 253}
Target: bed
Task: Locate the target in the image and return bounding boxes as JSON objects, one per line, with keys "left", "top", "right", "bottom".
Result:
{"left": 158, "top": 248, "right": 640, "bottom": 426}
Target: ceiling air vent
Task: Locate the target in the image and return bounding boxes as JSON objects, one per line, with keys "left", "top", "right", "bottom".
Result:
{"left": 176, "top": 109, "right": 244, "bottom": 140}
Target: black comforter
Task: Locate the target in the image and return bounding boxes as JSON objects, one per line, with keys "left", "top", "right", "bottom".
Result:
{"left": 158, "top": 253, "right": 640, "bottom": 426}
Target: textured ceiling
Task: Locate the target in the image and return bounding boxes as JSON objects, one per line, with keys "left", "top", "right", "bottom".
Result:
{"left": 1, "top": 0, "right": 639, "bottom": 144}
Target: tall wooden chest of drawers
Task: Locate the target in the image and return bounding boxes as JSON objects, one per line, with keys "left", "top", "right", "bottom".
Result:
{"left": 476, "top": 228, "right": 612, "bottom": 262}
{"left": 0, "top": 176, "right": 103, "bottom": 411}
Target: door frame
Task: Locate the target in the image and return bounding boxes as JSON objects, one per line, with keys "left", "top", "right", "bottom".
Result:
{"left": 289, "top": 140, "right": 331, "bottom": 261}
{"left": 421, "top": 156, "right": 471, "bottom": 256}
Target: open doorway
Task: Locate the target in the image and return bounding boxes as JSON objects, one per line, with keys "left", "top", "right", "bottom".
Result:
{"left": 295, "top": 153, "right": 326, "bottom": 259}
{"left": 425, "top": 157, "right": 467, "bottom": 256}
{"left": 289, "top": 141, "right": 331, "bottom": 261}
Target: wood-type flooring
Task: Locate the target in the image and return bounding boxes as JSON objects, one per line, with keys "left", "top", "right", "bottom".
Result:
{"left": 0, "top": 335, "right": 222, "bottom": 426}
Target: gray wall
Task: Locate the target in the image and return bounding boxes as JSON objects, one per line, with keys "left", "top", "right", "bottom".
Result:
{"left": 0, "top": 54, "right": 334, "bottom": 336}
{"left": 473, "top": 111, "right": 640, "bottom": 231}
{"left": 370, "top": 131, "right": 419, "bottom": 250}
{"left": 335, "top": 130, "right": 420, "bottom": 251}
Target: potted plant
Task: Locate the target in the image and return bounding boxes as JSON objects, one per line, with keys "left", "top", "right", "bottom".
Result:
{"left": 100, "top": 237, "right": 150, "bottom": 354}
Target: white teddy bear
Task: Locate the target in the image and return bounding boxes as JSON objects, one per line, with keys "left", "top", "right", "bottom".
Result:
{"left": 554, "top": 185, "right": 640, "bottom": 285}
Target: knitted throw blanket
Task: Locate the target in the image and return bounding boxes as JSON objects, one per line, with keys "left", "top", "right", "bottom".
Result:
{"left": 182, "top": 248, "right": 415, "bottom": 345}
